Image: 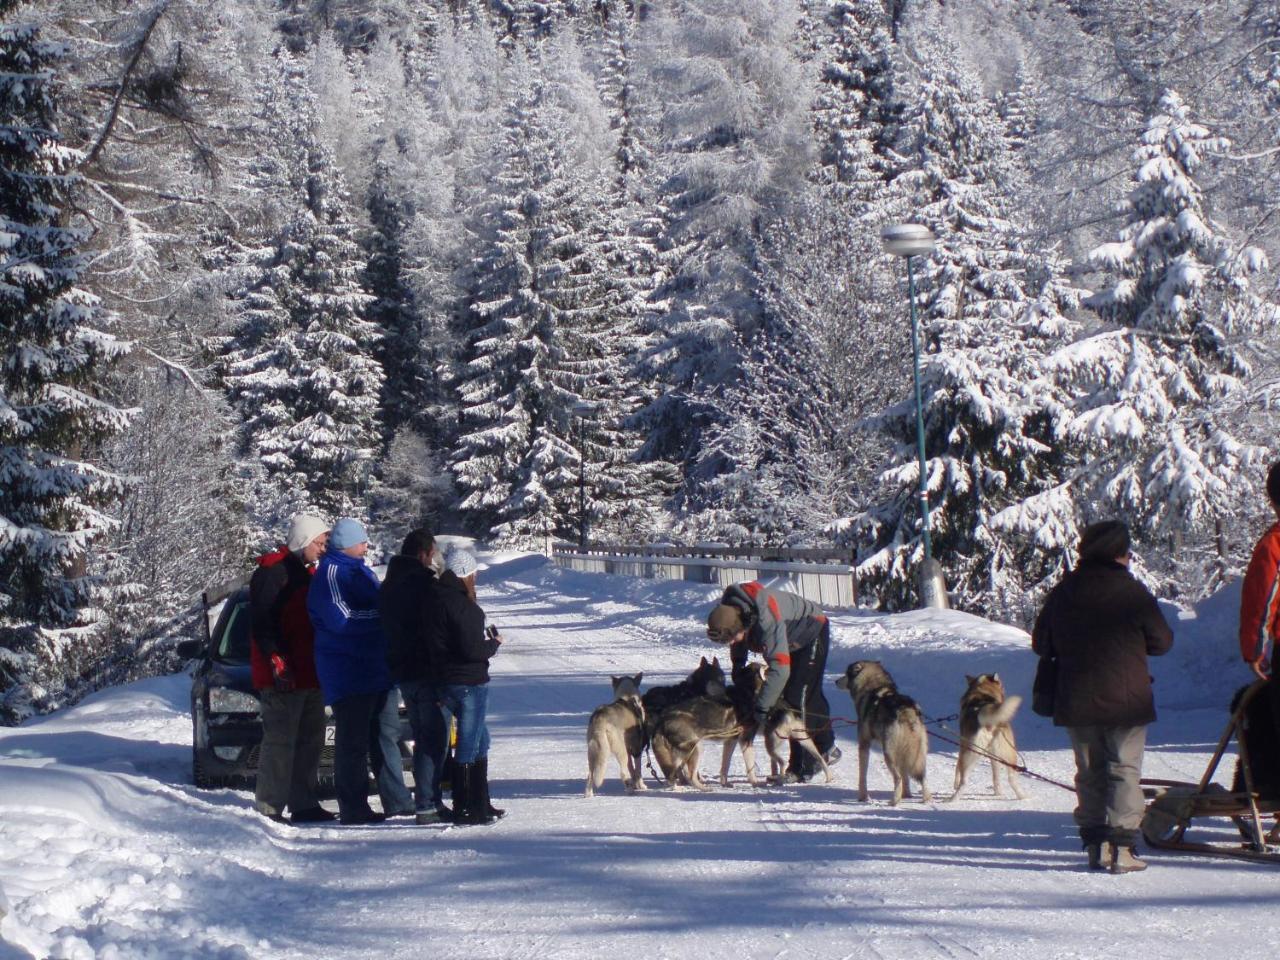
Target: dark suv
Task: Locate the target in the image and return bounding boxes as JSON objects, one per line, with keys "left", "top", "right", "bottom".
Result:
{"left": 178, "top": 578, "right": 411, "bottom": 790}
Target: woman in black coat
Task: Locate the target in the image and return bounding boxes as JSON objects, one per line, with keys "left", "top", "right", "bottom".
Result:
{"left": 1032, "top": 520, "right": 1173, "bottom": 873}
{"left": 426, "top": 545, "right": 504, "bottom": 826}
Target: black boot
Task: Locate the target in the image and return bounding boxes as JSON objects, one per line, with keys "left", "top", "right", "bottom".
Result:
{"left": 454, "top": 763, "right": 495, "bottom": 826}
{"left": 476, "top": 756, "right": 506, "bottom": 819}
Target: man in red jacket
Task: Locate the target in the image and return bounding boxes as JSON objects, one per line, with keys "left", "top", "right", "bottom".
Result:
{"left": 250, "top": 513, "right": 332, "bottom": 824}
{"left": 1242, "top": 462, "right": 1280, "bottom": 680}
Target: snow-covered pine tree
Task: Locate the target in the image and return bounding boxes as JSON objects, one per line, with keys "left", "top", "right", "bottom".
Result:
{"left": 218, "top": 51, "right": 382, "bottom": 524}
{"left": 808, "top": 0, "right": 903, "bottom": 191}
{"left": 689, "top": 282, "right": 846, "bottom": 545}
{"left": 631, "top": 0, "right": 813, "bottom": 480}
{"left": 857, "top": 45, "right": 1079, "bottom": 617}
{"left": 453, "top": 40, "right": 672, "bottom": 546}
{"left": 0, "top": 10, "right": 131, "bottom": 723}
{"left": 1056, "top": 89, "right": 1271, "bottom": 591}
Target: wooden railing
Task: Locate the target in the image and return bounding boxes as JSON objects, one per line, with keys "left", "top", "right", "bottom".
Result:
{"left": 551, "top": 542, "right": 858, "bottom": 609}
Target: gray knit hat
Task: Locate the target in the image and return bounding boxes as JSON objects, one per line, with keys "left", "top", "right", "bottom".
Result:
{"left": 445, "top": 545, "right": 478, "bottom": 578}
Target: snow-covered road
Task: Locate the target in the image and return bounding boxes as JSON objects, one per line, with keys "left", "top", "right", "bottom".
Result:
{"left": 1, "top": 554, "right": 1274, "bottom": 960}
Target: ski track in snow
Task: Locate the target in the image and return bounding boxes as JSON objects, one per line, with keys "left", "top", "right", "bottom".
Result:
{"left": 1, "top": 555, "right": 1277, "bottom": 960}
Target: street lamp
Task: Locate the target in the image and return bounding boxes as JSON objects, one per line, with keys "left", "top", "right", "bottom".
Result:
{"left": 881, "top": 223, "right": 948, "bottom": 610}
{"left": 571, "top": 401, "right": 596, "bottom": 550}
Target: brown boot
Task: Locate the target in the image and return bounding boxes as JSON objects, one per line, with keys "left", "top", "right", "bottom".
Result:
{"left": 1109, "top": 844, "right": 1147, "bottom": 874}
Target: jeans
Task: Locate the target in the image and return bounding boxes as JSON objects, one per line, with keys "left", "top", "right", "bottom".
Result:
{"left": 1068, "top": 724, "right": 1147, "bottom": 847}
{"left": 439, "top": 682, "right": 490, "bottom": 765}
{"left": 401, "top": 679, "right": 449, "bottom": 812}
{"left": 374, "top": 687, "right": 414, "bottom": 814}
{"left": 331, "top": 689, "right": 413, "bottom": 819}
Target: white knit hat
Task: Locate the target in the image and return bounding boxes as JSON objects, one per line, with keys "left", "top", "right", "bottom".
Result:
{"left": 286, "top": 514, "right": 328, "bottom": 553}
{"left": 445, "top": 545, "right": 478, "bottom": 578}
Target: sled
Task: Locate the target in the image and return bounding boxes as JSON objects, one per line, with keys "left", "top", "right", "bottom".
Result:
{"left": 1140, "top": 679, "right": 1280, "bottom": 865}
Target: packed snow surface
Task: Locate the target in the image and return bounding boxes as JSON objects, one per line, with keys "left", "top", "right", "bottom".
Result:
{"left": 0, "top": 554, "right": 1273, "bottom": 959}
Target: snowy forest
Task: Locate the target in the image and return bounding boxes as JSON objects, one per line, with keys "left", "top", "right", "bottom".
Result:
{"left": 2, "top": 0, "right": 1278, "bottom": 724}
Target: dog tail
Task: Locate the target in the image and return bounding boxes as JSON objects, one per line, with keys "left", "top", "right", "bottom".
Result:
{"left": 586, "top": 721, "right": 608, "bottom": 796}
{"left": 978, "top": 694, "right": 1022, "bottom": 730}
{"left": 889, "top": 709, "right": 929, "bottom": 783}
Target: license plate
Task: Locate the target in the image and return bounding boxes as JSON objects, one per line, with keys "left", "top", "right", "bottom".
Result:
{"left": 324, "top": 726, "right": 336, "bottom": 746}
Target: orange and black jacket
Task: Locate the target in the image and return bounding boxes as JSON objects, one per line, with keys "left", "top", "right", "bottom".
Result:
{"left": 1241, "top": 523, "right": 1280, "bottom": 670}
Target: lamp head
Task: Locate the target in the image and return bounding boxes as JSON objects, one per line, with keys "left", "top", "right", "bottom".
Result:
{"left": 881, "top": 223, "right": 936, "bottom": 258}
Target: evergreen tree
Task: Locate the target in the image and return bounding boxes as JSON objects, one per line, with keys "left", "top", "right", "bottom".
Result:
{"left": 857, "top": 47, "right": 1079, "bottom": 616}
{"left": 0, "top": 11, "right": 131, "bottom": 723}
{"left": 633, "top": 0, "right": 813, "bottom": 478}
{"left": 218, "top": 52, "right": 383, "bottom": 523}
{"left": 809, "top": 0, "right": 903, "bottom": 190}
{"left": 1058, "top": 89, "right": 1271, "bottom": 588}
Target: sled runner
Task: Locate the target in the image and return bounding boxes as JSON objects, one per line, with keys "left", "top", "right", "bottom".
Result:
{"left": 1141, "top": 680, "right": 1280, "bottom": 865}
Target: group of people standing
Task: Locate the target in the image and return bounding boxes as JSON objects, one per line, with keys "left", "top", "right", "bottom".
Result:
{"left": 248, "top": 516, "right": 504, "bottom": 827}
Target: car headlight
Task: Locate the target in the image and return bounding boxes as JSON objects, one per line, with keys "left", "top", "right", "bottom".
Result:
{"left": 208, "top": 687, "right": 259, "bottom": 713}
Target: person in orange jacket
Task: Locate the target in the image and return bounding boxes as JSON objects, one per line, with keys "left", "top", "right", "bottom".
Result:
{"left": 1242, "top": 462, "right": 1280, "bottom": 680}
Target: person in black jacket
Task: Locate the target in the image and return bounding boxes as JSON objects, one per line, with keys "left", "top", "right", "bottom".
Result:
{"left": 1032, "top": 520, "right": 1173, "bottom": 874}
{"left": 379, "top": 528, "right": 452, "bottom": 825}
{"left": 427, "top": 544, "right": 504, "bottom": 826}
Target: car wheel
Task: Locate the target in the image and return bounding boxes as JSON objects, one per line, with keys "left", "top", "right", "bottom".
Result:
{"left": 193, "top": 745, "right": 215, "bottom": 789}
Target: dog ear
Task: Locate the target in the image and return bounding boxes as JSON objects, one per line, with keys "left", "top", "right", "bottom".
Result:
{"left": 699, "top": 655, "right": 708, "bottom": 667}
{"left": 634, "top": 672, "right": 644, "bottom": 686}
{"left": 965, "top": 674, "right": 975, "bottom": 685}
{"left": 712, "top": 655, "right": 721, "bottom": 669}
{"left": 990, "top": 672, "right": 1000, "bottom": 683}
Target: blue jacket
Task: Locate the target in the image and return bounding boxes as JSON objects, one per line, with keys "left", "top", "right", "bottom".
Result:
{"left": 307, "top": 548, "right": 390, "bottom": 705}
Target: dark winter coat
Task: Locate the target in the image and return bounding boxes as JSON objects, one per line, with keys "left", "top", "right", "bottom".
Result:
{"left": 424, "top": 570, "right": 499, "bottom": 687}
{"left": 379, "top": 554, "right": 437, "bottom": 685}
{"left": 1031, "top": 559, "right": 1173, "bottom": 728}
{"left": 248, "top": 548, "right": 319, "bottom": 691}
{"left": 307, "top": 548, "right": 391, "bottom": 705}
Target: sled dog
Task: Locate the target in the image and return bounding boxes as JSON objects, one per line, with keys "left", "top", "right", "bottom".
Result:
{"left": 763, "top": 706, "right": 833, "bottom": 784}
{"left": 585, "top": 673, "right": 646, "bottom": 797}
{"left": 835, "top": 660, "right": 931, "bottom": 805}
{"left": 947, "top": 673, "right": 1027, "bottom": 802}
{"left": 651, "top": 663, "right": 765, "bottom": 790}
{"left": 641, "top": 655, "right": 726, "bottom": 741}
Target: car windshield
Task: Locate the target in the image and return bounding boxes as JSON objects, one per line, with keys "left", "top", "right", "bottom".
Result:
{"left": 215, "top": 600, "right": 251, "bottom": 662}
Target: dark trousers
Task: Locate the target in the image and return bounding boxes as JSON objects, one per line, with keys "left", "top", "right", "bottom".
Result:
{"left": 254, "top": 687, "right": 324, "bottom": 816}
{"left": 783, "top": 622, "right": 835, "bottom": 773}
{"left": 331, "top": 690, "right": 409, "bottom": 819}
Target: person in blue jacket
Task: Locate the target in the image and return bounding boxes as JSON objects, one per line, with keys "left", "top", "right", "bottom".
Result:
{"left": 307, "top": 518, "right": 413, "bottom": 825}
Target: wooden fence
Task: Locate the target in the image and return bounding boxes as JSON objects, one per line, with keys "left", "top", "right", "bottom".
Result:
{"left": 551, "top": 542, "right": 858, "bottom": 609}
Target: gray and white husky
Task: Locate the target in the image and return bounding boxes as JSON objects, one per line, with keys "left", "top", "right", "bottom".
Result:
{"left": 835, "top": 660, "right": 931, "bottom": 805}
{"left": 585, "top": 673, "right": 646, "bottom": 797}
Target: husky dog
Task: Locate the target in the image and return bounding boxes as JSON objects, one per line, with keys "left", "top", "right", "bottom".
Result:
{"left": 651, "top": 664, "right": 765, "bottom": 790}
{"left": 947, "top": 673, "right": 1027, "bottom": 802}
{"left": 835, "top": 660, "right": 931, "bottom": 805}
{"left": 641, "top": 656, "right": 726, "bottom": 741}
{"left": 585, "top": 673, "right": 647, "bottom": 797}
{"left": 763, "top": 707, "right": 833, "bottom": 785}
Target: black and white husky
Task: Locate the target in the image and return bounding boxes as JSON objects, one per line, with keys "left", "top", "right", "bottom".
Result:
{"left": 836, "top": 660, "right": 931, "bottom": 805}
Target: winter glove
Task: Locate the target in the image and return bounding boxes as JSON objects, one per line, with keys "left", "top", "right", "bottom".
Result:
{"left": 270, "top": 653, "right": 295, "bottom": 692}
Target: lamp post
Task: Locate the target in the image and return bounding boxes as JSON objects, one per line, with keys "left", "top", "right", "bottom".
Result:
{"left": 571, "top": 401, "right": 595, "bottom": 550}
{"left": 881, "top": 223, "right": 948, "bottom": 610}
